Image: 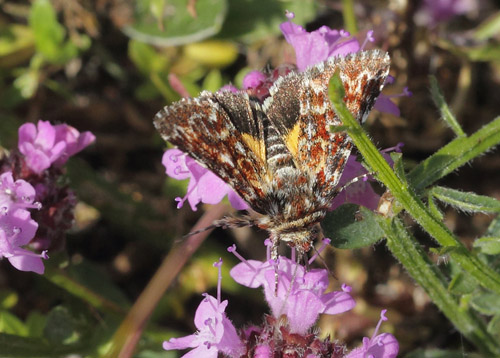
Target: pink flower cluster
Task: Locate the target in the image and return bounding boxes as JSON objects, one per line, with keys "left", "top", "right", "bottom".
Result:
{"left": 0, "top": 172, "right": 45, "bottom": 273}
{"left": 0, "top": 120, "right": 95, "bottom": 273}
{"left": 163, "top": 242, "right": 399, "bottom": 358}
{"left": 18, "top": 120, "right": 95, "bottom": 174}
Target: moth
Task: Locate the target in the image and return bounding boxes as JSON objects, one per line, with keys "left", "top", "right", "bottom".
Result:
{"left": 154, "top": 50, "right": 390, "bottom": 260}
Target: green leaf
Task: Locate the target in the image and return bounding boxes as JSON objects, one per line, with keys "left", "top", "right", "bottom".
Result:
{"left": 470, "top": 292, "right": 500, "bottom": 315}
{"left": 25, "top": 312, "right": 46, "bottom": 338}
{"left": 123, "top": 0, "right": 227, "bottom": 46}
{"left": 0, "top": 332, "right": 87, "bottom": 358}
{"left": 219, "top": 0, "right": 317, "bottom": 42}
{"left": 430, "top": 186, "right": 500, "bottom": 213}
{"left": 474, "top": 237, "right": 500, "bottom": 255}
{"left": 128, "top": 40, "right": 168, "bottom": 75}
{"left": 408, "top": 117, "right": 500, "bottom": 191}
{"left": 322, "top": 204, "right": 384, "bottom": 249}
{"left": 486, "top": 215, "right": 500, "bottom": 237}
{"left": 184, "top": 40, "right": 238, "bottom": 68}
{"left": 13, "top": 67, "right": 39, "bottom": 99}
{"left": 43, "top": 306, "right": 81, "bottom": 345}
{"left": 0, "top": 333, "right": 51, "bottom": 358}
{"left": 390, "top": 152, "right": 407, "bottom": 185}
{"left": 427, "top": 194, "right": 444, "bottom": 220}
{"left": 0, "top": 24, "right": 34, "bottom": 68}
{"left": 487, "top": 314, "right": 500, "bottom": 337}
{"left": 0, "top": 291, "right": 18, "bottom": 309}
{"left": 202, "top": 68, "right": 223, "bottom": 92}
{"left": 404, "top": 349, "right": 483, "bottom": 358}
{"left": 0, "top": 310, "right": 27, "bottom": 336}
{"left": 28, "top": 0, "right": 84, "bottom": 64}
{"left": 474, "top": 11, "right": 500, "bottom": 41}
{"left": 429, "top": 76, "right": 465, "bottom": 137}
{"left": 448, "top": 272, "right": 478, "bottom": 295}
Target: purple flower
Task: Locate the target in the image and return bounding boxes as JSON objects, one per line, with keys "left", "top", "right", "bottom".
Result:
{"left": 280, "top": 13, "right": 410, "bottom": 116}
{"left": 280, "top": 12, "right": 360, "bottom": 71}
{"left": 415, "top": 0, "right": 477, "bottom": 26}
{"left": 242, "top": 70, "right": 266, "bottom": 90}
{"left": 229, "top": 239, "right": 355, "bottom": 334}
{"left": 347, "top": 310, "right": 399, "bottom": 358}
{"left": 331, "top": 143, "right": 404, "bottom": 211}
{"left": 162, "top": 149, "right": 248, "bottom": 211}
{"left": 0, "top": 171, "right": 46, "bottom": 274}
{"left": 18, "top": 120, "right": 95, "bottom": 174}
{"left": 163, "top": 259, "right": 244, "bottom": 358}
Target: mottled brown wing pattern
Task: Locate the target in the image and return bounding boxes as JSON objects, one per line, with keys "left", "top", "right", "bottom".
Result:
{"left": 264, "top": 50, "right": 390, "bottom": 202}
{"left": 153, "top": 91, "right": 270, "bottom": 211}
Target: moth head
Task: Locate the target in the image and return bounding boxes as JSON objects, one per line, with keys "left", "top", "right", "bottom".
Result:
{"left": 279, "top": 225, "right": 321, "bottom": 254}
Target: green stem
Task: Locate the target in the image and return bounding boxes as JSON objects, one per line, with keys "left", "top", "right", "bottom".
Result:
{"left": 329, "top": 83, "right": 500, "bottom": 295}
{"left": 379, "top": 217, "right": 500, "bottom": 356}
{"left": 341, "top": 0, "right": 358, "bottom": 34}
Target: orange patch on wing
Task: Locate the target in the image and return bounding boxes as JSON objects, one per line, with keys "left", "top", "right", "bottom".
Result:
{"left": 242, "top": 133, "right": 266, "bottom": 167}
{"left": 284, "top": 122, "right": 300, "bottom": 157}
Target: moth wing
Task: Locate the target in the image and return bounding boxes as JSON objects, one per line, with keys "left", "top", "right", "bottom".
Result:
{"left": 154, "top": 91, "right": 270, "bottom": 212}
{"left": 264, "top": 50, "right": 390, "bottom": 200}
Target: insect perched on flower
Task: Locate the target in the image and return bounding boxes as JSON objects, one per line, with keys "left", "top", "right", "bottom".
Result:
{"left": 154, "top": 50, "right": 390, "bottom": 260}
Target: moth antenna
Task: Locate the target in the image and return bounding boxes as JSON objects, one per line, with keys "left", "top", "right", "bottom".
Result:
{"left": 180, "top": 215, "right": 257, "bottom": 240}
{"left": 334, "top": 172, "right": 372, "bottom": 196}
{"left": 310, "top": 242, "right": 337, "bottom": 281}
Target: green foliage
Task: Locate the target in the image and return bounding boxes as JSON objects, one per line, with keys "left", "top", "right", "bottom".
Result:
{"left": 1, "top": 1, "right": 500, "bottom": 357}
{"left": 29, "top": 0, "right": 90, "bottom": 65}
{"left": 123, "top": 0, "right": 228, "bottom": 46}
{"left": 323, "top": 205, "right": 384, "bottom": 249}
{"left": 328, "top": 73, "right": 500, "bottom": 355}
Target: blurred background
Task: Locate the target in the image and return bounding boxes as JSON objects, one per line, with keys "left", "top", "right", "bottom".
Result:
{"left": 1, "top": 0, "right": 500, "bottom": 356}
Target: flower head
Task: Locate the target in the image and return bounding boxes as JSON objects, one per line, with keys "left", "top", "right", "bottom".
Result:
{"left": 280, "top": 12, "right": 360, "bottom": 71}
{"left": 0, "top": 171, "right": 46, "bottom": 273}
{"left": 18, "top": 120, "right": 95, "bottom": 174}
{"left": 163, "top": 259, "right": 244, "bottom": 358}
{"left": 229, "top": 239, "right": 355, "bottom": 334}
{"left": 162, "top": 149, "right": 248, "bottom": 211}
{"left": 415, "top": 0, "right": 477, "bottom": 27}
{"left": 347, "top": 310, "right": 399, "bottom": 358}
{"left": 279, "top": 13, "right": 410, "bottom": 116}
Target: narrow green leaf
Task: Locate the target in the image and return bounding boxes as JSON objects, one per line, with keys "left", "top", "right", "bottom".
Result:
{"left": 341, "top": 0, "right": 358, "bottom": 34}
{"left": 408, "top": 117, "right": 500, "bottom": 191}
{"left": 25, "top": 312, "right": 46, "bottom": 338}
{"left": 427, "top": 194, "right": 444, "bottom": 220}
{"left": 0, "top": 291, "right": 17, "bottom": 309}
{"left": 322, "top": 204, "right": 384, "bottom": 249}
{"left": 474, "top": 11, "right": 500, "bottom": 40}
{"left": 487, "top": 314, "right": 500, "bottom": 337}
{"left": 390, "top": 152, "right": 407, "bottom": 185}
{"left": 430, "top": 186, "right": 500, "bottom": 213}
{"left": 128, "top": 40, "right": 167, "bottom": 75}
{"left": 0, "top": 310, "right": 27, "bottom": 336}
{"left": 202, "top": 69, "right": 223, "bottom": 93}
{"left": 473, "top": 237, "right": 500, "bottom": 255}
{"left": 429, "top": 76, "right": 465, "bottom": 137}
{"left": 379, "top": 217, "right": 500, "bottom": 355}
{"left": 486, "top": 215, "right": 500, "bottom": 236}
{"left": 470, "top": 292, "right": 500, "bottom": 315}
